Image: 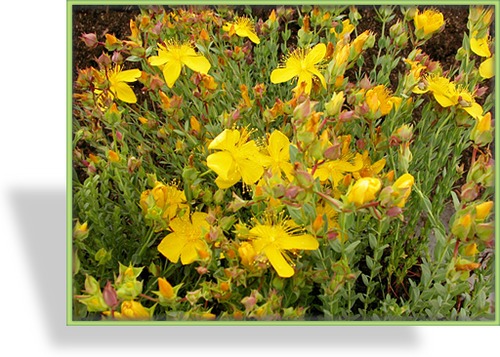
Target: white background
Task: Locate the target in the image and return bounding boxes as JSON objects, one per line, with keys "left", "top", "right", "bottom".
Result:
{"left": 0, "top": 0, "right": 498, "bottom": 356}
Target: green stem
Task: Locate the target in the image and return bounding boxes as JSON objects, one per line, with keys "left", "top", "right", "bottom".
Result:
{"left": 135, "top": 226, "right": 156, "bottom": 263}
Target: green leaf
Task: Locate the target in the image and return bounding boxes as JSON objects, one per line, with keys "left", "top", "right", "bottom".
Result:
{"left": 126, "top": 55, "right": 143, "bottom": 62}
{"left": 421, "top": 262, "right": 431, "bottom": 287}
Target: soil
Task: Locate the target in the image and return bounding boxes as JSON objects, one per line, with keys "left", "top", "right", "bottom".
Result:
{"left": 72, "top": 5, "right": 470, "bottom": 78}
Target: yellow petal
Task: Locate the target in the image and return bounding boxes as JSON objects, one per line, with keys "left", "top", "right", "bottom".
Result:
{"left": 207, "top": 151, "right": 235, "bottom": 180}
{"left": 309, "top": 66, "right": 327, "bottom": 89}
{"left": 263, "top": 246, "right": 294, "bottom": 278}
{"left": 191, "top": 212, "right": 209, "bottom": 230}
{"left": 182, "top": 54, "right": 211, "bottom": 75}
{"left": 476, "top": 201, "right": 493, "bottom": 220}
{"left": 180, "top": 241, "right": 203, "bottom": 265}
{"left": 246, "top": 31, "right": 261, "bottom": 44}
{"left": 268, "top": 130, "right": 290, "bottom": 161}
{"left": 305, "top": 43, "right": 326, "bottom": 65}
{"left": 462, "top": 102, "right": 483, "bottom": 119}
{"left": 479, "top": 56, "right": 495, "bottom": 79}
{"left": 149, "top": 55, "right": 168, "bottom": 66}
{"left": 238, "top": 158, "right": 264, "bottom": 185}
{"left": 162, "top": 60, "right": 182, "bottom": 88}
{"left": 215, "top": 174, "right": 241, "bottom": 189}
{"left": 433, "top": 92, "right": 456, "bottom": 107}
{"left": 158, "top": 232, "right": 184, "bottom": 263}
{"left": 236, "top": 27, "right": 260, "bottom": 44}
{"left": 208, "top": 129, "right": 240, "bottom": 150}
{"left": 279, "top": 234, "right": 319, "bottom": 250}
{"left": 270, "top": 67, "right": 298, "bottom": 84}
{"left": 296, "top": 72, "right": 313, "bottom": 93}
{"left": 112, "top": 81, "right": 137, "bottom": 103}
{"left": 114, "top": 68, "right": 142, "bottom": 82}
{"left": 470, "top": 36, "right": 491, "bottom": 57}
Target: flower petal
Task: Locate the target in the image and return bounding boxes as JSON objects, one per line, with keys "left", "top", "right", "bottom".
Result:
{"left": 263, "top": 245, "right": 294, "bottom": 278}
{"left": 305, "top": 43, "right": 326, "bottom": 65}
{"left": 463, "top": 102, "right": 483, "bottom": 120}
{"left": 268, "top": 130, "right": 290, "bottom": 162}
{"left": 309, "top": 67, "right": 327, "bottom": 89}
{"left": 180, "top": 242, "right": 199, "bottom": 265}
{"left": 158, "top": 232, "right": 184, "bottom": 263}
{"left": 470, "top": 36, "right": 491, "bottom": 57}
{"left": 208, "top": 129, "right": 240, "bottom": 151}
{"left": 191, "top": 212, "right": 209, "bottom": 230}
{"left": 114, "top": 68, "right": 142, "bottom": 82}
{"left": 112, "top": 82, "right": 137, "bottom": 103}
{"left": 149, "top": 55, "right": 168, "bottom": 66}
{"left": 215, "top": 174, "right": 241, "bottom": 189}
{"left": 297, "top": 72, "right": 313, "bottom": 93}
{"left": 162, "top": 60, "right": 182, "bottom": 88}
{"left": 238, "top": 158, "right": 264, "bottom": 185}
{"left": 182, "top": 54, "right": 211, "bottom": 75}
{"left": 479, "top": 56, "right": 495, "bottom": 79}
{"left": 280, "top": 234, "right": 319, "bottom": 250}
{"left": 207, "top": 151, "right": 235, "bottom": 180}
{"left": 271, "top": 67, "right": 298, "bottom": 84}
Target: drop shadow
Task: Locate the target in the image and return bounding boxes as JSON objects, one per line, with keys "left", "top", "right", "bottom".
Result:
{"left": 10, "top": 186, "right": 419, "bottom": 349}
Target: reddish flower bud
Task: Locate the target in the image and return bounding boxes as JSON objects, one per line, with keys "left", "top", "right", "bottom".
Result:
{"left": 103, "top": 281, "right": 119, "bottom": 308}
{"left": 81, "top": 33, "right": 98, "bottom": 48}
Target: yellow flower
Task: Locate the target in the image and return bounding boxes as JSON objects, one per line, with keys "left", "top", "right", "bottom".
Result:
{"left": 223, "top": 17, "right": 260, "bottom": 44}
{"left": 413, "top": 9, "right": 445, "bottom": 39}
{"left": 415, "top": 75, "right": 483, "bottom": 119}
{"left": 148, "top": 40, "right": 211, "bottom": 88}
{"left": 479, "top": 56, "right": 495, "bottom": 79}
{"left": 238, "top": 241, "right": 257, "bottom": 268}
{"left": 365, "top": 85, "right": 402, "bottom": 117}
{"left": 157, "top": 277, "right": 175, "bottom": 299}
{"left": 352, "top": 30, "right": 372, "bottom": 54}
{"left": 475, "top": 201, "right": 493, "bottom": 220}
{"left": 104, "top": 300, "right": 152, "bottom": 320}
{"left": 346, "top": 177, "right": 382, "bottom": 206}
{"left": 270, "top": 43, "right": 327, "bottom": 94}
{"left": 354, "top": 151, "right": 386, "bottom": 179}
{"left": 263, "top": 130, "right": 294, "bottom": 181}
{"left": 470, "top": 33, "right": 491, "bottom": 57}
{"left": 314, "top": 136, "right": 363, "bottom": 187}
{"left": 245, "top": 216, "right": 319, "bottom": 278}
{"left": 140, "top": 181, "right": 187, "bottom": 223}
{"left": 331, "top": 19, "right": 355, "bottom": 39}
{"left": 107, "top": 149, "right": 120, "bottom": 163}
{"left": 207, "top": 128, "right": 269, "bottom": 189}
{"left": 392, "top": 173, "right": 414, "bottom": 207}
{"left": 470, "top": 112, "right": 493, "bottom": 145}
{"left": 107, "top": 65, "right": 142, "bottom": 103}
{"left": 158, "top": 211, "right": 210, "bottom": 265}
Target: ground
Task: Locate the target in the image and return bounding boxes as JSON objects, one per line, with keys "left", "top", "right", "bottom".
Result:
{"left": 72, "top": 5, "right": 470, "bottom": 78}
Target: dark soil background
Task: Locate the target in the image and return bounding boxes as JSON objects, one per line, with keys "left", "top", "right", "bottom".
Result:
{"left": 72, "top": 5, "right": 470, "bottom": 79}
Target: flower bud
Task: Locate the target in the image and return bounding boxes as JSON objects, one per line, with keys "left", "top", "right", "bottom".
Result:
{"left": 475, "top": 201, "right": 493, "bottom": 220}
{"left": 103, "top": 281, "right": 119, "bottom": 308}
{"left": 460, "top": 181, "right": 480, "bottom": 202}
{"left": 346, "top": 177, "right": 382, "bottom": 206}
{"left": 325, "top": 91, "right": 344, "bottom": 116}
{"left": 392, "top": 173, "right": 414, "bottom": 207}
{"left": 451, "top": 211, "right": 473, "bottom": 241}
{"left": 84, "top": 274, "right": 101, "bottom": 295}
{"left": 81, "top": 33, "right": 98, "bottom": 48}
{"left": 73, "top": 220, "right": 89, "bottom": 241}
{"left": 476, "top": 222, "right": 494, "bottom": 242}
{"left": 115, "top": 300, "right": 151, "bottom": 320}
{"left": 238, "top": 242, "right": 256, "bottom": 267}
{"left": 470, "top": 112, "right": 493, "bottom": 146}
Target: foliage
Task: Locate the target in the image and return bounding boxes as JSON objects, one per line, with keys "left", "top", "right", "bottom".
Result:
{"left": 72, "top": 4, "right": 495, "bottom": 322}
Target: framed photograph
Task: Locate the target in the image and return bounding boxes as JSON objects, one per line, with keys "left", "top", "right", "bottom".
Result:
{"left": 68, "top": 0, "right": 498, "bottom": 325}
